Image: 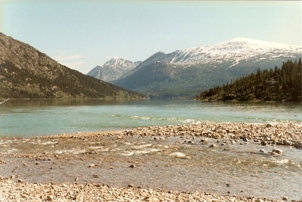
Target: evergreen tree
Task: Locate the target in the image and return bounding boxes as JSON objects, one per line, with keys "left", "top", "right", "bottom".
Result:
{"left": 195, "top": 59, "right": 302, "bottom": 102}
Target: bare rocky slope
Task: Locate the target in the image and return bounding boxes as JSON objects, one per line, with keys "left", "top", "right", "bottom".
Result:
{"left": 0, "top": 33, "right": 144, "bottom": 100}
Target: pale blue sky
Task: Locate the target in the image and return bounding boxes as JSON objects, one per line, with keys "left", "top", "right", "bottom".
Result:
{"left": 1, "top": 1, "right": 301, "bottom": 73}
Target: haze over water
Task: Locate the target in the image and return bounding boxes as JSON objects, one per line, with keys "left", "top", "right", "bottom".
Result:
{"left": 0, "top": 100, "right": 301, "bottom": 137}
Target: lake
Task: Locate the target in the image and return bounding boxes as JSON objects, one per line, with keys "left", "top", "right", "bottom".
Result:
{"left": 0, "top": 99, "right": 301, "bottom": 137}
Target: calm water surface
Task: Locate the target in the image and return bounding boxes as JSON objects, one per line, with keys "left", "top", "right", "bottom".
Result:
{"left": 0, "top": 99, "right": 301, "bottom": 137}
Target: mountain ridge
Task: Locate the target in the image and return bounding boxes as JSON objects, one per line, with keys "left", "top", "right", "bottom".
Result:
{"left": 87, "top": 57, "right": 141, "bottom": 82}
{"left": 0, "top": 33, "right": 145, "bottom": 100}
{"left": 137, "top": 37, "right": 302, "bottom": 66}
{"left": 112, "top": 38, "right": 302, "bottom": 98}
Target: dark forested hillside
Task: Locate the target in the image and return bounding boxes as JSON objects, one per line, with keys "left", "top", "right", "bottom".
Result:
{"left": 0, "top": 33, "right": 145, "bottom": 100}
{"left": 195, "top": 59, "right": 302, "bottom": 102}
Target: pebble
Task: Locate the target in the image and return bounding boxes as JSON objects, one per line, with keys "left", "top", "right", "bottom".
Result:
{"left": 169, "top": 152, "right": 186, "bottom": 158}
{"left": 242, "top": 137, "right": 249, "bottom": 142}
{"left": 17, "top": 179, "right": 24, "bottom": 183}
{"left": 270, "top": 148, "right": 283, "bottom": 156}
{"left": 282, "top": 196, "right": 288, "bottom": 201}
{"left": 47, "top": 195, "right": 53, "bottom": 201}
{"left": 200, "top": 138, "right": 209, "bottom": 144}
{"left": 283, "top": 140, "right": 291, "bottom": 145}
{"left": 259, "top": 149, "right": 266, "bottom": 153}
{"left": 88, "top": 163, "right": 96, "bottom": 168}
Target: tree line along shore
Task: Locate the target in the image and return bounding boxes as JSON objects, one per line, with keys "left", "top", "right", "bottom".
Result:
{"left": 195, "top": 59, "right": 302, "bottom": 102}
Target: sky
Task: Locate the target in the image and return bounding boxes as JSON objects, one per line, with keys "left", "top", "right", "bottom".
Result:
{"left": 0, "top": 0, "right": 301, "bottom": 73}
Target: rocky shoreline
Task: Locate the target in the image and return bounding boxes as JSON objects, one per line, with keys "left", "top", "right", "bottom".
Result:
{"left": 43, "top": 122, "right": 302, "bottom": 149}
{"left": 0, "top": 122, "right": 301, "bottom": 201}
{"left": 0, "top": 178, "right": 274, "bottom": 202}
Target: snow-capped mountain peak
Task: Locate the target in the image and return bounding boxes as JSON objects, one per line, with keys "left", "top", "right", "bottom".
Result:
{"left": 147, "top": 37, "right": 302, "bottom": 67}
{"left": 113, "top": 37, "right": 301, "bottom": 99}
{"left": 103, "top": 57, "right": 133, "bottom": 68}
{"left": 224, "top": 37, "right": 299, "bottom": 50}
{"left": 87, "top": 57, "right": 141, "bottom": 82}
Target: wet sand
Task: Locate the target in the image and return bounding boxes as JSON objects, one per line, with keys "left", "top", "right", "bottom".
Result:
{"left": 0, "top": 122, "right": 301, "bottom": 201}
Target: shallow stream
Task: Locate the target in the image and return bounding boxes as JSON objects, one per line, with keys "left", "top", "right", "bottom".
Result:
{"left": 0, "top": 135, "right": 301, "bottom": 200}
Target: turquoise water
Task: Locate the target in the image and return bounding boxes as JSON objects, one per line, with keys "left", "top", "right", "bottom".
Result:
{"left": 0, "top": 100, "right": 301, "bottom": 137}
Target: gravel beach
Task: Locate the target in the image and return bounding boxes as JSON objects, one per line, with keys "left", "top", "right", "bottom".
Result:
{"left": 0, "top": 178, "right": 272, "bottom": 202}
{"left": 44, "top": 122, "right": 302, "bottom": 149}
{"left": 0, "top": 122, "right": 301, "bottom": 201}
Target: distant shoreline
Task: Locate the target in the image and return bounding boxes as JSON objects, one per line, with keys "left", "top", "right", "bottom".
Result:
{"left": 196, "top": 98, "right": 302, "bottom": 104}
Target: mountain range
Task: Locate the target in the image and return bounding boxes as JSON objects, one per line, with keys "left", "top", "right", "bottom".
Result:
{"left": 89, "top": 38, "right": 302, "bottom": 99}
{"left": 87, "top": 57, "right": 141, "bottom": 82}
{"left": 0, "top": 33, "right": 144, "bottom": 100}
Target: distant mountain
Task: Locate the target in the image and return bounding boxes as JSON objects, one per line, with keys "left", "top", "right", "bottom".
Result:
{"left": 113, "top": 38, "right": 302, "bottom": 98}
{"left": 195, "top": 59, "right": 302, "bottom": 102}
{"left": 0, "top": 33, "right": 145, "bottom": 100}
{"left": 87, "top": 57, "right": 141, "bottom": 82}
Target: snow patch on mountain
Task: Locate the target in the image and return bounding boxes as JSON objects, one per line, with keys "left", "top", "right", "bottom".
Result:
{"left": 146, "top": 38, "right": 302, "bottom": 67}
{"left": 87, "top": 57, "right": 141, "bottom": 82}
{"left": 103, "top": 57, "right": 140, "bottom": 69}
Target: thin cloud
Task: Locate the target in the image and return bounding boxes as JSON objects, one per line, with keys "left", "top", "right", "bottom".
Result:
{"left": 55, "top": 54, "right": 84, "bottom": 61}
{"left": 52, "top": 53, "right": 85, "bottom": 69}
{"left": 62, "top": 61, "right": 85, "bottom": 69}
